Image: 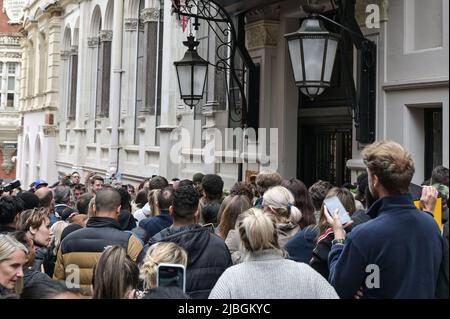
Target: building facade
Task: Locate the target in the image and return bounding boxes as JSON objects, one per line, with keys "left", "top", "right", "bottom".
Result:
{"left": 16, "top": 0, "right": 449, "bottom": 189}
{"left": 0, "top": 0, "right": 22, "bottom": 183}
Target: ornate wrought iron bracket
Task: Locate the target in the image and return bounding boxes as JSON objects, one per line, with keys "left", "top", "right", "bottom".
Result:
{"left": 171, "top": 0, "right": 250, "bottom": 128}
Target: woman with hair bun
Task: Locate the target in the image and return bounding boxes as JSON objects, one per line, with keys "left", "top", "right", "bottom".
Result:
{"left": 209, "top": 208, "right": 338, "bottom": 299}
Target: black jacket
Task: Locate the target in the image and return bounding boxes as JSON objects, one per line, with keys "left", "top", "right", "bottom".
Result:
{"left": 310, "top": 210, "right": 371, "bottom": 280}
{"left": 141, "top": 224, "right": 232, "bottom": 299}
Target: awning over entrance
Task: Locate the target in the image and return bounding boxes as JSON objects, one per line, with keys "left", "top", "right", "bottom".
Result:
{"left": 214, "top": 0, "right": 285, "bottom": 14}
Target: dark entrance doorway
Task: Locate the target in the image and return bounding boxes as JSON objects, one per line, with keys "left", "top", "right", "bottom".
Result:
{"left": 299, "top": 124, "right": 352, "bottom": 187}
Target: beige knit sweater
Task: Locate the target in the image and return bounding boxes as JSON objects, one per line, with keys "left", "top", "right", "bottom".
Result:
{"left": 209, "top": 249, "right": 339, "bottom": 299}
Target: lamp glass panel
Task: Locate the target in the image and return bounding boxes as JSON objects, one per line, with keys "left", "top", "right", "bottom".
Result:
{"left": 193, "top": 64, "right": 207, "bottom": 96}
{"left": 177, "top": 64, "right": 193, "bottom": 98}
{"left": 323, "top": 38, "right": 338, "bottom": 83}
{"left": 302, "top": 38, "right": 326, "bottom": 81}
{"left": 288, "top": 38, "right": 303, "bottom": 82}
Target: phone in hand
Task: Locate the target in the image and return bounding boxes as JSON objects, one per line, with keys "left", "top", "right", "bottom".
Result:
{"left": 156, "top": 263, "right": 186, "bottom": 292}
{"left": 323, "top": 196, "right": 352, "bottom": 224}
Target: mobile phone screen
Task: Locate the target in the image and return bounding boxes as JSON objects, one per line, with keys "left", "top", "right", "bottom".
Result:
{"left": 157, "top": 263, "right": 186, "bottom": 292}
{"left": 323, "top": 196, "right": 351, "bottom": 224}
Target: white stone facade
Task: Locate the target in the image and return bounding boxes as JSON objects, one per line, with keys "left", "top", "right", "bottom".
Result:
{"left": 16, "top": 0, "right": 449, "bottom": 188}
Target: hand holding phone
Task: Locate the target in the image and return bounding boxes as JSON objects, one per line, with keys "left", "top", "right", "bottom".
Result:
{"left": 156, "top": 263, "right": 186, "bottom": 292}
{"left": 323, "top": 196, "right": 352, "bottom": 224}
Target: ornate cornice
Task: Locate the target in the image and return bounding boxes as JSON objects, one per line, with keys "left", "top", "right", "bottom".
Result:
{"left": 141, "top": 8, "right": 160, "bottom": 23}
{"left": 0, "top": 52, "right": 22, "bottom": 59}
{"left": 125, "top": 18, "right": 139, "bottom": 32}
{"left": 99, "top": 30, "right": 113, "bottom": 42}
{"left": 245, "top": 5, "right": 281, "bottom": 24}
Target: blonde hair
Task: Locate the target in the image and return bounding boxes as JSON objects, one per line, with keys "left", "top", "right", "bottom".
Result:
{"left": 139, "top": 242, "right": 188, "bottom": 291}
{"left": 148, "top": 189, "right": 161, "bottom": 217}
{"left": 362, "top": 140, "right": 415, "bottom": 194}
{"left": 238, "top": 208, "right": 282, "bottom": 255}
{"left": 262, "top": 186, "right": 302, "bottom": 224}
{"left": 0, "top": 234, "right": 28, "bottom": 262}
{"left": 17, "top": 207, "right": 50, "bottom": 233}
{"left": 50, "top": 221, "right": 69, "bottom": 255}
{"left": 87, "top": 197, "right": 96, "bottom": 218}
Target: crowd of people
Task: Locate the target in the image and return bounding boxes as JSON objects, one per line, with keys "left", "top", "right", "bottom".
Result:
{"left": 0, "top": 140, "right": 448, "bottom": 299}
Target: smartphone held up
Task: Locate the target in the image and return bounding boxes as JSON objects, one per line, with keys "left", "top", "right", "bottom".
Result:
{"left": 323, "top": 196, "right": 352, "bottom": 224}
{"left": 156, "top": 263, "right": 186, "bottom": 293}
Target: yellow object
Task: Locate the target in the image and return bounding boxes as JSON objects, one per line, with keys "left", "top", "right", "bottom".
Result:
{"left": 414, "top": 197, "right": 443, "bottom": 230}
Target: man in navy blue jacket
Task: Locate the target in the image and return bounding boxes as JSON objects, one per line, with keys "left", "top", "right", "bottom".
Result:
{"left": 139, "top": 187, "right": 174, "bottom": 242}
{"left": 326, "top": 140, "right": 444, "bottom": 299}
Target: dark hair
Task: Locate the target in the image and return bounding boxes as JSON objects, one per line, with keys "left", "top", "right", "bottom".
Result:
{"left": 73, "top": 183, "right": 86, "bottom": 192}
{"left": 230, "top": 182, "right": 253, "bottom": 203}
{"left": 16, "top": 192, "right": 40, "bottom": 210}
{"left": 135, "top": 188, "right": 149, "bottom": 209}
{"left": 0, "top": 196, "right": 24, "bottom": 225}
{"left": 281, "top": 179, "right": 316, "bottom": 228}
{"left": 149, "top": 176, "right": 169, "bottom": 190}
{"left": 432, "top": 166, "right": 449, "bottom": 185}
{"left": 142, "top": 286, "right": 190, "bottom": 299}
{"left": 118, "top": 211, "right": 137, "bottom": 231}
{"left": 76, "top": 193, "right": 94, "bottom": 214}
{"left": 202, "top": 202, "right": 221, "bottom": 225}
{"left": 173, "top": 186, "right": 200, "bottom": 221}
{"left": 178, "top": 179, "right": 193, "bottom": 188}
{"left": 95, "top": 188, "right": 121, "bottom": 213}
{"left": 36, "top": 188, "right": 53, "bottom": 208}
{"left": 309, "top": 180, "right": 333, "bottom": 211}
{"left": 201, "top": 174, "right": 224, "bottom": 200}
{"left": 117, "top": 187, "right": 132, "bottom": 212}
{"left": 53, "top": 186, "right": 71, "bottom": 204}
{"left": 20, "top": 280, "right": 81, "bottom": 299}
{"left": 90, "top": 176, "right": 104, "bottom": 185}
{"left": 356, "top": 172, "right": 369, "bottom": 208}
{"left": 92, "top": 245, "right": 139, "bottom": 299}
{"left": 60, "top": 207, "right": 77, "bottom": 221}
{"left": 157, "top": 187, "right": 174, "bottom": 210}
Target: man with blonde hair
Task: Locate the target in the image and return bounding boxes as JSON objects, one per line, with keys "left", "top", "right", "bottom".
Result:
{"left": 326, "top": 140, "right": 445, "bottom": 299}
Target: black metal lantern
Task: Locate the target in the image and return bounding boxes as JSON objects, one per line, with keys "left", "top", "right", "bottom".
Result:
{"left": 284, "top": 8, "right": 340, "bottom": 100}
{"left": 174, "top": 35, "right": 208, "bottom": 108}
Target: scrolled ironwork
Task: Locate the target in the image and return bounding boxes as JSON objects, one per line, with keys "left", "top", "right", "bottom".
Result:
{"left": 171, "top": 0, "right": 249, "bottom": 127}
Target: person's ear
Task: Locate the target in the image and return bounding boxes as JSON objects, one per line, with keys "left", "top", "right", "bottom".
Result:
{"left": 29, "top": 227, "right": 37, "bottom": 236}
{"left": 169, "top": 205, "right": 174, "bottom": 216}
{"left": 372, "top": 174, "right": 380, "bottom": 188}
{"left": 117, "top": 205, "right": 121, "bottom": 214}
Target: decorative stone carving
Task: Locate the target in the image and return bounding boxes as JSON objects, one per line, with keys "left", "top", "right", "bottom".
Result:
{"left": 246, "top": 5, "right": 281, "bottom": 24}
{"left": 355, "top": 0, "right": 389, "bottom": 26}
{"left": 125, "top": 18, "right": 139, "bottom": 31}
{"left": 0, "top": 52, "right": 22, "bottom": 58}
{"left": 60, "top": 50, "right": 70, "bottom": 60}
{"left": 43, "top": 125, "right": 57, "bottom": 137}
{"left": 0, "top": 143, "right": 17, "bottom": 175}
{"left": 99, "top": 30, "right": 113, "bottom": 42}
{"left": 245, "top": 21, "right": 280, "bottom": 50}
{"left": 87, "top": 37, "right": 99, "bottom": 48}
{"left": 70, "top": 45, "right": 78, "bottom": 55}
{"left": 141, "top": 8, "right": 160, "bottom": 23}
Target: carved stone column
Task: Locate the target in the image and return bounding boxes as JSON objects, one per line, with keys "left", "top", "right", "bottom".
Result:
{"left": 87, "top": 37, "right": 99, "bottom": 48}
{"left": 124, "top": 18, "right": 139, "bottom": 32}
